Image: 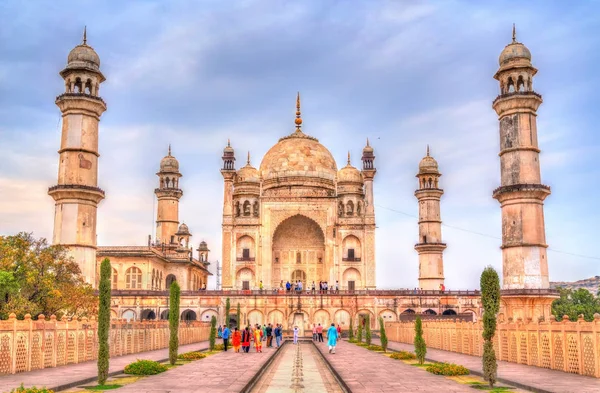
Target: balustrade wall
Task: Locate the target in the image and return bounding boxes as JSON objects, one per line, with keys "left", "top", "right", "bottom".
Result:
{"left": 0, "top": 313, "right": 210, "bottom": 375}
{"left": 386, "top": 315, "right": 600, "bottom": 378}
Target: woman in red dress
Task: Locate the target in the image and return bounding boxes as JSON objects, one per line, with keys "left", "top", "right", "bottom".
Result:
{"left": 232, "top": 327, "right": 242, "bottom": 353}
{"left": 241, "top": 327, "right": 251, "bottom": 353}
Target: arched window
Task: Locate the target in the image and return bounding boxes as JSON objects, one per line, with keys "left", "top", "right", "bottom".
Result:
{"left": 126, "top": 267, "right": 142, "bottom": 289}
{"left": 243, "top": 200, "right": 251, "bottom": 216}
{"left": 111, "top": 268, "right": 118, "bottom": 289}
{"left": 346, "top": 200, "right": 354, "bottom": 215}
{"left": 507, "top": 76, "right": 515, "bottom": 93}
{"left": 517, "top": 75, "right": 525, "bottom": 92}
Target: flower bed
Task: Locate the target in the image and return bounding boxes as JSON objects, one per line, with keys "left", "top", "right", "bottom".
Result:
{"left": 9, "top": 386, "right": 54, "bottom": 393}
{"left": 177, "top": 351, "right": 207, "bottom": 361}
{"left": 389, "top": 351, "right": 416, "bottom": 360}
{"left": 425, "top": 362, "right": 469, "bottom": 376}
{"left": 124, "top": 359, "right": 168, "bottom": 375}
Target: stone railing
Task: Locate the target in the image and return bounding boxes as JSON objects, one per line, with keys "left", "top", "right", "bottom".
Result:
{"left": 0, "top": 313, "right": 210, "bottom": 375}
{"left": 385, "top": 315, "right": 600, "bottom": 378}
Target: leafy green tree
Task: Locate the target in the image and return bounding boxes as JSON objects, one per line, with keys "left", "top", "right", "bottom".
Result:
{"left": 365, "top": 314, "right": 372, "bottom": 345}
{"left": 97, "top": 258, "right": 111, "bottom": 385}
{"left": 552, "top": 288, "right": 600, "bottom": 322}
{"left": 481, "top": 266, "right": 500, "bottom": 387}
{"left": 225, "top": 297, "right": 231, "bottom": 328}
{"left": 0, "top": 232, "right": 96, "bottom": 319}
{"left": 168, "top": 281, "right": 180, "bottom": 365}
{"left": 348, "top": 318, "right": 354, "bottom": 340}
{"left": 209, "top": 315, "right": 217, "bottom": 350}
{"left": 357, "top": 317, "right": 363, "bottom": 343}
{"left": 379, "top": 317, "right": 388, "bottom": 352}
{"left": 414, "top": 316, "right": 426, "bottom": 365}
{"left": 236, "top": 302, "right": 241, "bottom": 328}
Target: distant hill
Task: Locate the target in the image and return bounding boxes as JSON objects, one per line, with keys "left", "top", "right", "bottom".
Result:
{"left": 550, "top": 276, "right": 600, "bottom": 294}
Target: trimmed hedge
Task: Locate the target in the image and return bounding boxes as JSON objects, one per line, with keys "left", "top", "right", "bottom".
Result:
{"left": 389, "top": 351, "right": 416, "bottom": 360}
{"left": 10, "top": 386, "right": 54, "bottom": 393}
{"left": 426, "top": 362, "right": 469, "bottom": 376}
{"left": 124, "top": 360, "right": 168, "bottom": 375}
{"left": 366, "top": 344, "right": 384, "bottom": 352}
{"left": 177, "top": 352, "right": 207, "bottom": 361}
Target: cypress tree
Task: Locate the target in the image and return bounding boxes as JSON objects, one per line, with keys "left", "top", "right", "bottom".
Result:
{"left": 378, "top": 317, "right": 388, "bottom": 352}
{"left": 348, "top": 318, "right": 354, "bottom": 340}
{"left": 365, "top": 314, "right": 372, "bottom": 345}
{"left": 357, "top": 317, "right": 363, "bottom": 343}
{"left": 481, "top": 266, "right": 500, "bottom": 388}
{"left": 225, "top": 297, "right": 231, "bottom": 328}
{"left": 168, "top": 281, "right": 180, "bottom": 365}
{"left": 414, "top": 316, "right": 426, "bottom": 365}
{"left": 236, "top": 302, "right": 241, "bottom": 329}
{"left": 209, "top": 315, "right": 217, "bottom": 350}
{"left": 97, "top": 258, "right": 111, "bottom": 385}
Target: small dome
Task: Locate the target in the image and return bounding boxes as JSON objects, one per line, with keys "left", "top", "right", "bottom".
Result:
{"left": 363, "top": 139, "right": 374, "bottom": 153}
{"left": 176, "top": 223, "right": 190, "bottom": 235}
{"left": 499, "top": 42, "right": 531, "bottom": 66}
{"left": 67, "top": 44, "right": 100, "bottom": 69}
{"left": 160, "top": 146, "right": 179, "bottom": 173}
{"left": 418, "top": 146, "right": 439, "bottom": 174}
{"left": 198, "top": 241, "right": 209, "bottom": 251}
{"left": 237, "top": 164, "right": 260, "bottom": 183}
{"left": 338, "top": 154, "right": 363, "bottom": 183}
{"left": 223, "top": 140, "right": 234, "bottom": 154}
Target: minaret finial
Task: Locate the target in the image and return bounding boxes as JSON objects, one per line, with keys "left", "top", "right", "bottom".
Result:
{"left": 168, "top": 144, "right": 171, "bottom": 156}
{"left": 83, "top": 26, "right": 87, "bottom": 45}
{"left": 247, "top": 151, "right": 251, "bottom": 165}
{"left": 347, "top": 151, "right": 351, "bottom": 165}
{"left": 366, "top": 138, "right": 370, "bottom": 147}
{"left": 426, "top": 144, "right": 430, "bottom": 156}
{"left": 227, "top": 139, "right": 231, "bottom": 147}
{"left": 512, "top": 23, "right": 516, "bottom": 43}
{"left": 294, "top": 92, "right": 302, "bottom": 131}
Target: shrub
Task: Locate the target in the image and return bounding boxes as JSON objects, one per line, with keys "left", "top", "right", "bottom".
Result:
{"left": 366, "top": 344, "right": 384, "bottom": 351}
{"left": 236, "top": 303, "right": 241, "bottom": 329}
{"left": 414, "top": 316, "right": 427, "bottom": 365}
{"left": 481, "top": 266, "right": 500, "bottom": 388}
{"left": 356, "top": 342, "right": 369, "bottom": 347}
{"left": 169, "top": 281, "right": 181, "bottom": 365}
{"left": 348, "top": 319, "right": 354, "bottom": 340}
{"left": 426, "top": 362, "right": 469, "bottom": 376}
{"left": 225, "top": 297, "right": 231, "bottom": 326}
{"left": 379, "top": 316, "right": 388, "bottom": 352}
{"left": 357, "top": 319, "right": 363, "bottom": 343}
{"left": 365, "top": 314, "right": 372, "bottom": 345}
{"left": 177, "top": 351, "right": 207, "bottom": 361}
{"left": 10, "top": 385, "right": 54, "bottom": 393}
{"left": 209, "top": 316, "right": 217, "bottom": 350}
{"left": 213, "top": 343, "right": 224, "bottom": 351}
{"left": 389, "top": 351, "right": 416, "bottom": 360}
{"left": 124, "top": 360, "right": 168, "bottom": 375}
{"left": 97, "top": 258, "right": 111, "bottom": 385}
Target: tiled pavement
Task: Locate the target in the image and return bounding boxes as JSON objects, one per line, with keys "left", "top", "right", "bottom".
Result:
{"left": 0, "top": 341, "right": 209, "bottom": 392}
{"left": 382, "top": 340, "right": 600, "bottom": 393}
{"left": 115, "top": 343, "right": 281, "bottom": 393}
{"left": 314, "top": 340, "right": 474, "bottom": 392}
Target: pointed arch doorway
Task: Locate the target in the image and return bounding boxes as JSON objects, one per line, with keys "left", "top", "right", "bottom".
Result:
{"left": 291, "top": 269, "right": 306, "bottom": 288}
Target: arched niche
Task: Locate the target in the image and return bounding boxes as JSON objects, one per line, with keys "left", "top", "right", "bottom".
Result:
{"left": 342, "top": 235, "right": 361, "bottom": 261}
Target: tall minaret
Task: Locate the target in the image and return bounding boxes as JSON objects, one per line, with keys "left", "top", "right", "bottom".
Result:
{"left": 361, "top": 139, "right": 377, "bottom": 288}
{"left": 492, "top": 26, "right": 550, "bottom": 289}
{"left": 415, "top": 146, "right": 446, "bottom": 290}
{"left": 220, "top": 140, "right": 236, "bottom": 289}
{"left": 49, "top": 29, "right": 106, "bottom": 286}
{"left": 155, "top": 145, "right": 182, "bottom": 245}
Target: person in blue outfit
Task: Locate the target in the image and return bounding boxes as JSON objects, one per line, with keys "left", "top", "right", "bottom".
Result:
{"left": 222, "top": 325, "right": 230, "bottom": 351}
{"left": 327, "top": 323, "right": 338, "bottom": 354}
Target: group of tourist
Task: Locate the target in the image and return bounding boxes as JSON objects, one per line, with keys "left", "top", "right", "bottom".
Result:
{"left": 218, "top": 322, "right": 341, "bottom": 354}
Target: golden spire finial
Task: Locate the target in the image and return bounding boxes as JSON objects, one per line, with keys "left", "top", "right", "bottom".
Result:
{"left": 247, "top": 151, "right": 251, "bottom": 165}
{"left": 227, "top": 139, "right": 231, "bottom": 147}
{"left": 512, "top": 23, "right": 516, "bottom": 43}
{"left": 426, "top": 144, "right": 430, "bottom": 156}
{"left": 168, "top": 144, "right": 171, "bottom": 156}
{"left": 366, "top": 138, "right": 370, "bottom": 147}
{"left": 294, "top": 92, "right": 302, "bottom": 131}
{"left": 347, "top": 151, "right": 351, "bottom": 165}
{"left": 83, "top": 26, "right": 87, "bottom": 45}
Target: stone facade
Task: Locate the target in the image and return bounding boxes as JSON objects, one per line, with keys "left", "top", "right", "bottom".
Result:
{"left": 220, "top": 94, "right": 377, "bottom": 290}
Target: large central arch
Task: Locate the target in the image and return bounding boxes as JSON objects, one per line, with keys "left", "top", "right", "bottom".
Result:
{"left": 272, "top": 214, "right": 325, "bottom": 287}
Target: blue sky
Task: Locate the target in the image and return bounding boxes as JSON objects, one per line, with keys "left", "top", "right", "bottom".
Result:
{"left": 1, "top": 0, "right": 599, "bottom": 289}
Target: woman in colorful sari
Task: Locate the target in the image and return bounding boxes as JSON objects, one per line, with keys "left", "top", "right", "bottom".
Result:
{"left": 232, "top": 327, "right": 242, "bottom": 353}
{"left": 254, "top": 324, "right": 263, "bottom": 353}
{"left": 241, "top": 326, "right": 251, "bottom": 353}
{"left": 327, "top": 323, "right": 338, "bottom": 354}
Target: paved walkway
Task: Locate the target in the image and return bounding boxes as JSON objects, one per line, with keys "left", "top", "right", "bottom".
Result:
{"left": 115, "top": 342, "right": 281, "bottom": 393}
{"left": 383, "top": 340, "right": 600, "bottom": 393}
{"left": 0, "top": 341, "right": 209, "bottom": 392}
{"left": 314, "top": 340, "right": 473, "bottom": 392}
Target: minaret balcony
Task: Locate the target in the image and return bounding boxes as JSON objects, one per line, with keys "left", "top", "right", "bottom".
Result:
{"left": 48, "top": 184, "right": 105, "bottom": 204}
{"left": 56, "top": 92, "right": 106, "bottom": 105}
{"left": 492, "top": 91, "right": 542, "bottom": 116}
{"left": 414, "top": 242, "right": 447, "bottom": 252}
{"left": 492, "top": 183, "right": 551, "bottom": 202}
{"left": 154, "top": 187, "right": 183, "bottom": 199}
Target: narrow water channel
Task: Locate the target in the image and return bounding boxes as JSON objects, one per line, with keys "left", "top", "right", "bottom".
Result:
{"left": 251, "top": 342, "right": 344, "bottom": 393}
